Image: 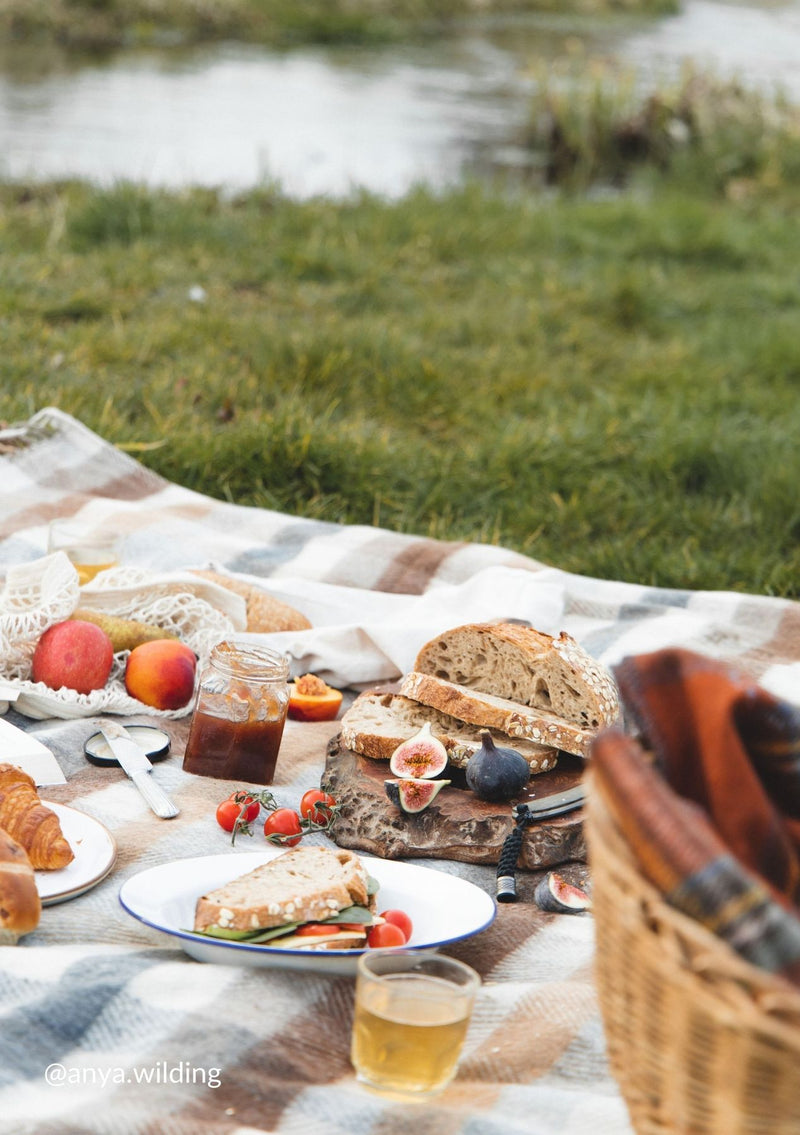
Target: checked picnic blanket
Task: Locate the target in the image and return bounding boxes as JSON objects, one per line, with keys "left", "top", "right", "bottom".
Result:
{"left": 1, "top": 406, "right": 799, "bottom": 1135}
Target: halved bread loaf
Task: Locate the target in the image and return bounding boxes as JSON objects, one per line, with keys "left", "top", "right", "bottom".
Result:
{"left": 341, "top": 690, "right": 558, "bottom": 774}
{"left": 193, "top": 845, "right": 371, "bottom": 934}
{"left": 399, "top": 671, "right": 597, "bottom": 757}
{"left": 412, "top": 623, "right": 619, "bottom": 729}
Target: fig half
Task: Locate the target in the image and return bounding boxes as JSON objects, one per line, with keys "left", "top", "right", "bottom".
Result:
{"left": 534, "top": 872, "right": 591, "bottom": 914}
{"left": 385, "top": 777, "right": 451, "bottom": 814}
{"left": 389, "top": 722, "right": 448, "bottom": 779}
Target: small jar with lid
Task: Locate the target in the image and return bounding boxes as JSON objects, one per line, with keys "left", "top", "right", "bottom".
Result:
{"left": 182, "top": 640, "right": 290, "bottom": 784}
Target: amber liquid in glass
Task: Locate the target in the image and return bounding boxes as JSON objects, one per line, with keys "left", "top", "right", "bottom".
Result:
{"left": 182, "top": 709, "right": 286, "bottom": 784}
{"left": 351, "top": 974, "right": 471, "bottom": 1096}
{"left": 71, "top": 558, "right": 118, "bottom": 585}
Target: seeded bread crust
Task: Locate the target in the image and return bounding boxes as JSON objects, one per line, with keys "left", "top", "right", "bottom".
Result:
{"left": 193, "top": 846, "right": 371, "bottom": 934}
{"left": 340, "top": 690, "right": 558, "bottom": 774}
{"left": 412, "top": 623, "right": 619, "bottom": 729}
{"left": 399, "top": 671, "right": 596, "bottom": 757}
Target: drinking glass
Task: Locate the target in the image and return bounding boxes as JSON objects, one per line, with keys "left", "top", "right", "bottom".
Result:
{"left": 351, "top": 950, "right": 480, "bottom": 1098}
{"left": 47, "top": 519, "right": 119, "bottom": 585}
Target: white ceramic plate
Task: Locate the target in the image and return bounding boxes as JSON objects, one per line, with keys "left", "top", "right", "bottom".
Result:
{"left": 36, "top": 803, "right": 117, "bottom": 906}
{"left": 119, "top": 850, "right": 496, "bottom": 975}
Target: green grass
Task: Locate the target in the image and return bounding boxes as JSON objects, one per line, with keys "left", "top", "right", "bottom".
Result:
{"left": 2, "top": 165, "right": 799, "bottom": 598}
{"left": 0, "top": 0, "right": 678, "bottom": 50}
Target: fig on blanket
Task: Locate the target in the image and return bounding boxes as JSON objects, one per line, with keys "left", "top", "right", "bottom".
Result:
{"left": 32, "top": 619, "right": 114, "bottom": 694}
{"left": 124, "top": 639, "right": 197, "bottom": 710}
{"left": 385, "top": 777, "right": 450, "bottom": 813}
{"left": 534, "top": 872, "right": 591, "bottom": 914}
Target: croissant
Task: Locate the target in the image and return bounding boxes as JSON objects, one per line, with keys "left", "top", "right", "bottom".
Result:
{"left": 0, "top": 831, "right": 41, "bottom": 944}
{"left": 0, "top": 764, "right": 74, "bottom": 871}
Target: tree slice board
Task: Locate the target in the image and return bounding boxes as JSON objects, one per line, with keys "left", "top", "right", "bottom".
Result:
{"left": 323, "top": 734, "right": 586, "bottom": 870}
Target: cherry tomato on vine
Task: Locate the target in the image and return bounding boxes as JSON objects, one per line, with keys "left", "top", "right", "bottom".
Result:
{"left": 379, "top": 909, "right": 413, "bottom": 943}
{"left": 229, "top": 792, "right": 261, "bottom": 822}
{"left": 299, "top": 789, "right": 337, "bottom": 825}
{"left": 215, "top": 795, "right": 259, "bottom": 833}
{"left": 263, "top": 807, "right": 303, "bottom": 847}
{"left": 367, "top": 923, "right": 407, "bottom": 949}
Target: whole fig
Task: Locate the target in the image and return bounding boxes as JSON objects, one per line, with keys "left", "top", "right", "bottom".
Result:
{"left": 465, "top": 731, "right": 530, "bottom": 802}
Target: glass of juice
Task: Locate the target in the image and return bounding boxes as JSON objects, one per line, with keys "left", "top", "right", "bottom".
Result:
{"left": 351, "top": 950, "right": 480, "bottom": 1098}
{"left": 47, "top": 519, "right": 119, "bottom": 584}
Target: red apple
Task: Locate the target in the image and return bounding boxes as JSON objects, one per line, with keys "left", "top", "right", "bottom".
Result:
{"left": 32, "top": 620, "right": 114, "bottom": 694}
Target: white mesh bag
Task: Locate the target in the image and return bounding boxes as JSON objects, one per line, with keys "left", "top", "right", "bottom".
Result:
{"left": 0, "top": 554, "right": 246, "bottom": 719}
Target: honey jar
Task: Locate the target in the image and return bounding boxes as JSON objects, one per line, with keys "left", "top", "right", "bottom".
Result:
{"left": 182, "top": 640, "right": 290, "bottom": 784}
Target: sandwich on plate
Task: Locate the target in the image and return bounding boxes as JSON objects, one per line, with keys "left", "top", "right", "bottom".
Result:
{"left": 192, "top": 845, "right": 379, "bottom": 950}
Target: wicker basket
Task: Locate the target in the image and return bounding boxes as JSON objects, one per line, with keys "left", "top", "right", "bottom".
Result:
{"left": 585, "top": 769, "right": 800, "bottom": 1135}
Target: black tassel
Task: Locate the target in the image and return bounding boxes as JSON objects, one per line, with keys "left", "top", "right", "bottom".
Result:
{"left": 495, "top": 803, "right": 530, "bottom": 903}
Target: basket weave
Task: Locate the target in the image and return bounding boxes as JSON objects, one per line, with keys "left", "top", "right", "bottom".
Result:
{"left": 585, "top": 770, "right": 800, "bottom": 1135}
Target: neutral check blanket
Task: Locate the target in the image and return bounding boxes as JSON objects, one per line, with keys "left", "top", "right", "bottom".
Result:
{"left": 1, "top": 407, "right": 799, "bottom": 1135}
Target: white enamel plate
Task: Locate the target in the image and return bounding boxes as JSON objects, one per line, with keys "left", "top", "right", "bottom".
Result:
{"left": 119, "top": 849, "right": 496, "bottom": 975}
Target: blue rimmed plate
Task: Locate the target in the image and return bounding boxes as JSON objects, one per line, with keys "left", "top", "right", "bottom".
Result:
{"left": 119, "top": 849, "right": 495, "bottom": 975}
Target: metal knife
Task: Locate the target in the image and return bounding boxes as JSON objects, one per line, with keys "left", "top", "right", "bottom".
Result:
{"left": 98, "top": 720, "right": 180, "bottom": 819}
{"left": 518, "top": 783, "right": 585, "bottom": 820}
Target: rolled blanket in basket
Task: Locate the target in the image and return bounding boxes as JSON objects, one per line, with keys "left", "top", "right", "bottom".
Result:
{"left": 590, "top": 648, "right": 800, "bottom": 985}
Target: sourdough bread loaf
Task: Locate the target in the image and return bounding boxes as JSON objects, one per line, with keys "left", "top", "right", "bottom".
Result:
{"left": 399, "top": 671, "right": 597, "bottom": 757}
{"left": 340, "top": 690, "right": 558, "bottom": 774}
{"left": 412, "top": 623, "right": 619, "bottom": 729}
{"left": 193, "top": 845, "right": 371, "bottom": 934}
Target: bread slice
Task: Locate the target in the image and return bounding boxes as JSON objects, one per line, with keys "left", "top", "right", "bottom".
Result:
{"left": 193, "top": 845, "right": 371, "bottom": 934}
{"left": 340, "top": 690, "right": 558, "bottom": 774}
{"left": 412, "top": 623, "right": 619, "bottom": 729}
{"left": 399, "top": 671, "right": 596, "bottom": 758}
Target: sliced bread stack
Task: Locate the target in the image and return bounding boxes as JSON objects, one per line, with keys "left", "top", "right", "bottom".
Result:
{"left": 340, "top": 622, "right": 620, "bottom": 776}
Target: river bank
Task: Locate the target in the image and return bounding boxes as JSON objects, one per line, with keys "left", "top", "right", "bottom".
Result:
{"left": 0, "top": 0, "right": 678, "bottom": 50}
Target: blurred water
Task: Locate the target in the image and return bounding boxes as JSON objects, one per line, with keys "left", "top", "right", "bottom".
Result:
{"left": 0, "top": 0, "right": 799, "bottom": 197}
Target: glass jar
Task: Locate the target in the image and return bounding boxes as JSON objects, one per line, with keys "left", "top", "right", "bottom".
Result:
{"left": 182, "top": 641, "right": 290, "bottom": 784}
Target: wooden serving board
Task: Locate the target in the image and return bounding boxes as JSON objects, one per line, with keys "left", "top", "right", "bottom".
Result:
{"left": 323, "top": 735, "right": 586, "bottom": 870}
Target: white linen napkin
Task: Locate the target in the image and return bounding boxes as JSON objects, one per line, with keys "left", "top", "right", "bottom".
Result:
{"left": 227, "top": 565, "right": 566, "bottom": 687}
{"left": 0, "top": 716, "right": 67, "bottom": 785}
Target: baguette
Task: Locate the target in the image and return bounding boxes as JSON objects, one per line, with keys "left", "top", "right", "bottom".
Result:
{"left": 0, "top": 765, "right": 74, "bottom": 871}
{"left": 340, "top": 690, "right": 558, "bottom": 774}
{"left": 190, "top": 570, "right": 311, "bottom": 634}
{"left": 0, "top": 832, "right": 41, "bottom": 945}
{"left": 412, "top": 623, "right": 619, "bottom": 729}
{"left": 399, "top": 672, "right": 596, "bottom": 758}
{"left": 194, "top": 845, "right": 371, "bottom": 934}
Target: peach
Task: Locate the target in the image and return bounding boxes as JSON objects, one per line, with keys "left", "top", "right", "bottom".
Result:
{"left": 32, "top": 620, "right": 114, "bottom": 695}
{"left": 125, "top": 639, "right": 197, "bottom": 710}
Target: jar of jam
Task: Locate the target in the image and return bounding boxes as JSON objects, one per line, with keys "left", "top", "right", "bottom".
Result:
{"left": 182, "top": 641, "right": 290, "bottom": 784}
